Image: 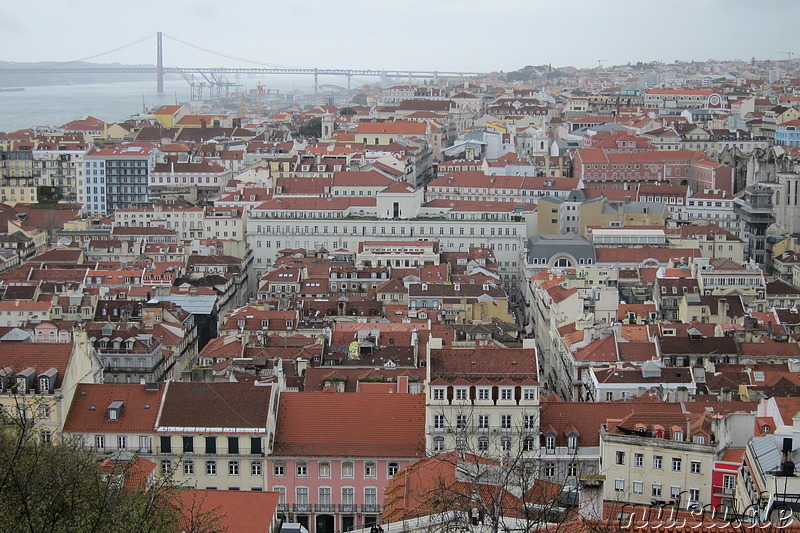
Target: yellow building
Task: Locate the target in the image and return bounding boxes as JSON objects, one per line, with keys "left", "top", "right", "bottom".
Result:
{"left": 0, "top": 330, "right": 97, "bottom": 441}
{"left": 0, "top": 186, "right": 37, "bottom": 204}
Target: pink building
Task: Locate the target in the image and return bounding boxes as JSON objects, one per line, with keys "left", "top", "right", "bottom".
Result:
{"left": 268, "top": 392, "right": 425, "bottom": 533}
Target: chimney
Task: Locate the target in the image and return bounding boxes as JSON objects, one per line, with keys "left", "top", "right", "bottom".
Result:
{"left": 200, "top": 118, "right": 207, "bottom": 129}
{"left": 397, "top": 375, "right": 409, "bottom": 394}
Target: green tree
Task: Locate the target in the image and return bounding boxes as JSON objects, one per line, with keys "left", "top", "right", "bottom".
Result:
{"left": 339, "top": 107, "right": 357, "bottom": 116}
{"left": 298, "top": 117, "right": 323, "bottom": 138}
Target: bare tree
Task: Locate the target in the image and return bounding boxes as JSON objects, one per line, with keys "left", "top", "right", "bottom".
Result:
{"left": 0, "top": 385, "right": 226, "bottom": 533}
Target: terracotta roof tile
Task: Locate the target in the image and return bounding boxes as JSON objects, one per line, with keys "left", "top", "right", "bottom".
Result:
{"left": 272, "top": 392, "right": 425, "bottom": 457}
{"left": 63, "top": 383, "right": 164, "bottom": 433}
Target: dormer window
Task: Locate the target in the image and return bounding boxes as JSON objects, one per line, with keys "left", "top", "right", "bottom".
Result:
{"left": 107, "top": 401, "right": 123, "bottom": 421}
{"left": 545, "top": 435, "right": 556, "bottom": 452}
{"left": 567, "top": 435, "right": 578, "bottom": 449}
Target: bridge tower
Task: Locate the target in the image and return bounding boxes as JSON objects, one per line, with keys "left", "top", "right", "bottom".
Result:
{"left": 157, "top": 31, "right": 164, "bottom": 95}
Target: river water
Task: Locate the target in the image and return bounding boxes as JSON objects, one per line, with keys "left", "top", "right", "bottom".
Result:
{"left": 0, "top": 77, "right": 320, "bottom": 132}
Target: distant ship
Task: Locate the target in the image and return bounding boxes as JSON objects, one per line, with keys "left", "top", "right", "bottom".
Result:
{"left": 0, "top": 87, "right": 25, "bottom": 92}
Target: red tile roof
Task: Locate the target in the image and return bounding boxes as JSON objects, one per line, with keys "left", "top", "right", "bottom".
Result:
{"left": 272, "top": 392, "right": 425, "bottom": 457}
{"left": 63, "top": 383, "right": 164, "bottom": 433}
{"left": 174, "top": 489, "right": 279, "bottom": 533}
{"left": 0, "top": 343, "right": 73, "bottom": 390}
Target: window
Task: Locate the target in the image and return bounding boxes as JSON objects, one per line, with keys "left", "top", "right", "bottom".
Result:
{"left": 365, "top": 487, "right": 378, "bottom": 508}
{"left": 524, "top": 414, "right": 536, "bottom": 430}
{"left": 312, "top": 460, "right": 329, "bottom": 477}
{"left": 524, "top": 438, "right": 536, "bottom": 451}
{"left": 615, "top": 479, "right": 625, "bottom": 492}
{"left": 653, "top": 455, "right": 663, "bottom": 470}
{"left": 184, "top": 460, "right": 194, "bottom": 475}
{"left": 296, "top": 487, "right": 309, "bottom": 506}
{"left": 670, "top": 486, "right": 681, "bottom": 500}
{"left": 38, "top": 404, "right": 50, "bottom": 419}
{"left": 251, "top": 437, "right": 262, "bottom": 455}
{"left": 723, "top": 474, "right": 735, "bottom": 494}
{"left": 433, "top": 436, "right": 444, "bottom": 451}
{"left": 117, "top": 436, "right": 127, "bottom": 450}
{"left": 341, "top": 461, "right": 354, "bottom": 478}
{"left": 545, "top": 436, "right": 556, "bottom": 452}
{"left": 477, "top": 388, "right": 490, "bottom": 400}
{"left": 478, "top": 414, "right": 489, "bottom": 429}
{"left": 567, "top": 436, "right": 578, "bottom": 449}
{"left": 319, "top": 487, "right": 332, "bottom": 507}
{"left": 161, "top": 460, "right": 172, "bottom": 474}
{"left": 634, "top": 453, "right": 644, "bottom": 467}
{"left": 455, "top": 388, "right": 467, "bottom": 401}
{"left": 478, "top": 437, "right": 489, "bottom": 451}
{"left": 500, "top": 437, "right": 512, "bottom": 451}
{"left": 95, "top": 435, "right": 105, "bottom": 451}
{"left": 228, "top": 461, "right": 239, "bottom": 476}
{"left": 342, "top": 487, "right": 354, "bottom": 507}
{"left": 690, "top": 461, "right": 701, "bottom": 474}
{"left": 205, "top": 436, "right": 216, "bottom": 454}
{"left": 296, "top": 462, "right": 307, "bottom": 477}
{"left": 273, "top": 462, "right": 285, "bottom": 477}
{"left": 456, "top": 414, "right": 468, "bottom": 430}
{"left": 672, "top": 458, "right": 682, "bottom": 472}
{"left": 251, "top": 461, "right": 262, "bottom": 476}
{"left": 500, "top": 388, "right": 513, "bottom": 400}
{"left": 434, "top": 414, "right": 445, "bottom": 429}
{"left": 523, "top": 388, "right": 537, "bottom": 401}
{"left": 501, "top": 414, "right": 512, "bottom": 429}
{"left": 633, "top": 481, "right": 643, "bottom": 495}
{"left": 545, "top": 463, "right": 556, "bottom": 478}
{"left": 388, "top": 462, "right": 399, "bottom": 477}
{"left": 689, "top": 488, "right": 700, "bottom": 502}
{"left": 432, "top": 388, "right": 445, "bottom": 400}
{"left": 206, "top": 461, "right": 216, "bottom": 476}
{"left": 183, "top": 436, "right": 194, "bottom": 453}
{"left": 567, "top": 463, "right": 578, "bottom": 477}
{"left": 365, "top": 462, "right": 376, "bottom": 478}
{"left": 652, "top": 484, "right": 662, "bottom": 498}
{"left": 674, "top": 432, "right": 684, "bottom": 442}
{"left": 160, "top": 435, "right": 171, "bottom": 454}
{"left": 616, "top": 451, "right": 626, "bottom": 465}
{"left": 228, "top": 436, "right": 239, "bottom": 454}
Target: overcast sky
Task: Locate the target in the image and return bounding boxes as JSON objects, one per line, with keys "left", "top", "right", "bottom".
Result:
{"left": 1, "top": 0, "right": 798, "bottom": 72}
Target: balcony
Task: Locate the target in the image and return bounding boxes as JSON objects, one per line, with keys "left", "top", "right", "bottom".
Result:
{"left": 293, "top": 503, "right": 311, "bottom": 513}
{"left": 338, "top": 504, "right": 357, "bottom": 513}
{"left": 315, "top": 504, "right": 335, "bottom": 512}
{"left": 361, "top": 504, "right": 381, "bottom": 513}
{"left": 277, "top": 503, "right": 289, "bottom": 512}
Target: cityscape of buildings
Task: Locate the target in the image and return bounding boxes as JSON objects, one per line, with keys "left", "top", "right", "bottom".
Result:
{"left": 5, "top": 55, "right": 800, "bottom": 531}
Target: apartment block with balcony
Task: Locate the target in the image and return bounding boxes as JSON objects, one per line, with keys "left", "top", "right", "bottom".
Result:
{"left": 425, "top": 341, "right": 540, "bottom": 456}
{"left": 269, "top": 392, "right": 425, "bottom": 533}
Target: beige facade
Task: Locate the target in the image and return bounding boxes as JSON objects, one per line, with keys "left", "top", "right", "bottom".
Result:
{"left": 600, "top": 427, "right": 715, "bottom": 507}
{"left": 0, "top": 186, "right": 37, "bottom": 204}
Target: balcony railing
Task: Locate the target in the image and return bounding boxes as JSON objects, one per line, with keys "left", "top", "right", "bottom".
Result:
{"left": 293, "top": 503, "right": 311, "bottom": 513}
{"left": 315, "top": 503, "right": 335, "bottom": 512}
{"left": 338, "top": 504, "right": 357, "bottom": 513}
{"left": 361, "top": 504, "right": 381, "bottom": 513}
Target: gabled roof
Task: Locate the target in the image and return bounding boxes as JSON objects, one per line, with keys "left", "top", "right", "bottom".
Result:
{"left": 272, "top": 392, "right": 425, "bottom": 457}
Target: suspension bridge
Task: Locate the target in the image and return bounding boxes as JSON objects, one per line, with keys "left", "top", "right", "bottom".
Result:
{"left": 0, "top": 32, "right": 488, "bottom": 100}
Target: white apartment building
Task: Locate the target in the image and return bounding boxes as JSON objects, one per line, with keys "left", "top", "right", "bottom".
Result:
{"left": 246, "top": 186, "right": 531, "bottom": 300}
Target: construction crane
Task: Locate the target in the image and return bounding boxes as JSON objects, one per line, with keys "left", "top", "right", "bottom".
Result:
{"left": 777, "top": 51, "right": 795, "bottom": 60}
{"left": 597, "top": 59, "right": 607, "bottom": 69}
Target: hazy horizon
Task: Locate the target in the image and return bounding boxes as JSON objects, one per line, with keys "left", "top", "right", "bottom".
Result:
{"left": 1, "top": 0, "right": 797, "bottom": 72}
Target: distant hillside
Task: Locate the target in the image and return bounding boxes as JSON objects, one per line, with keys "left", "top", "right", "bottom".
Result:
{"left": 505, "top": 64, "right": 564, "bottom": 83}
{"left": 0, "top": 61, "right": 159, "bottom": 87}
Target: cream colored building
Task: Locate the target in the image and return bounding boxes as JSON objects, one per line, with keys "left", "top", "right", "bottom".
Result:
{"left": 0, "top": 186, "right": 37, "bottom": 204}
{"left": 600, "top": 417, "right": 716, "bottom": 507}
{"left": 425, "top": 340, "right": 540, "bottom": 457}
